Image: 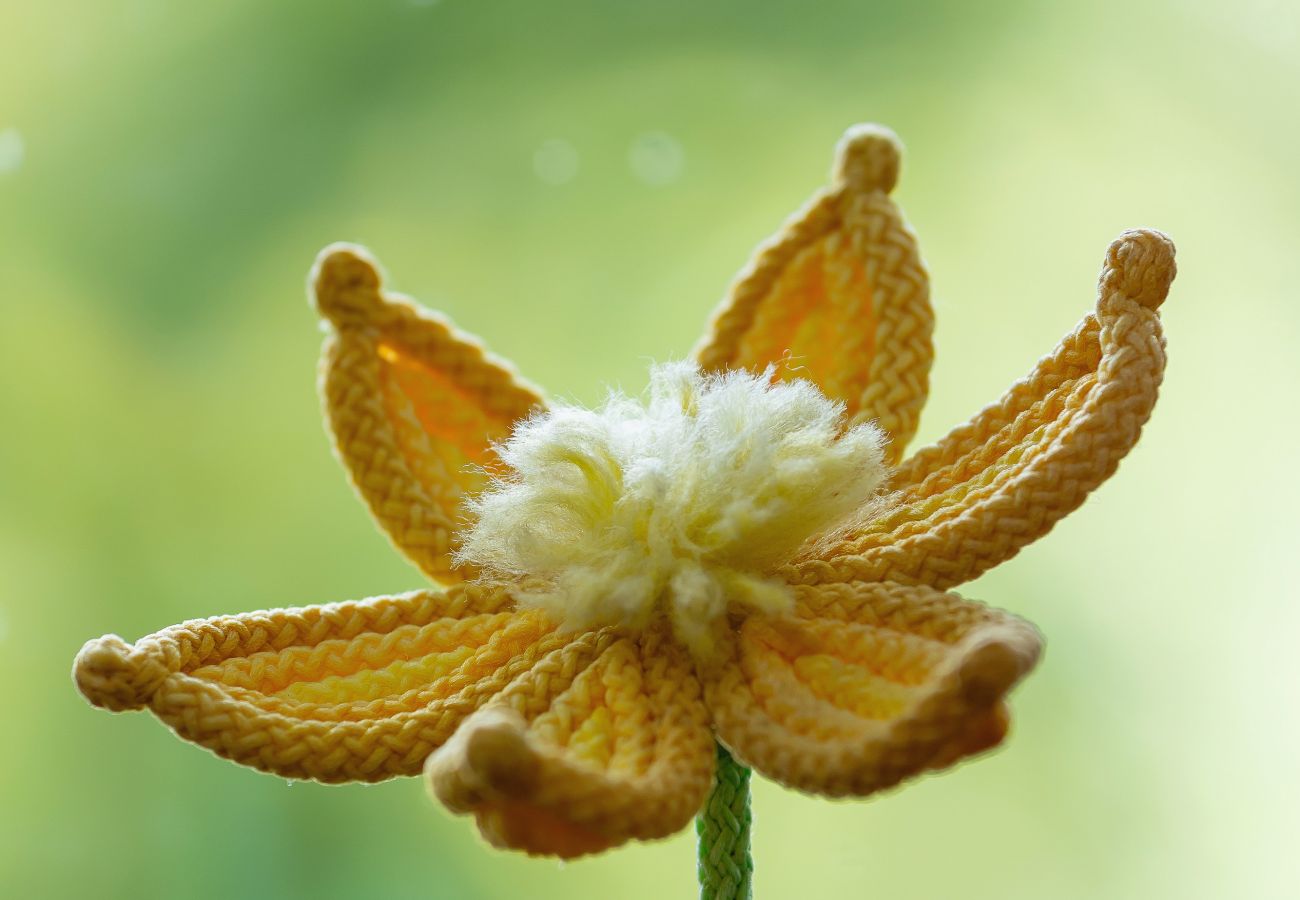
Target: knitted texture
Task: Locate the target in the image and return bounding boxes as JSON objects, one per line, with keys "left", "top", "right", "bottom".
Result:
{"left": 314, "top": 249, "right": 544, "bottom": 584}
{"left": 73, "top": 123, "right": 1176, "bottom": 860}
{"left": 696, "top": 745, "right": 753, "bottom": 900}
{"left": 695, "top": 124, "right": 933, "bottom": 466}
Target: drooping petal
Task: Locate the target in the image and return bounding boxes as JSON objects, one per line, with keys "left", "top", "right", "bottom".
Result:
{"left": 788, "top": 229, "right": 1175, "bottom": 590}
{"left": 701, "top": 580, "right": 1042, "bottom": 797}
{"left": 73, "top": 583, "right": 570, "bottom": 782}
{"left": 426, "top": 623, "right": 716, "bottom": 858}
{"left": 694, "top": 124, "right": 933, "bottom": 462}
{"left": 313, "top": 245, "right": 544, "bottom": 583}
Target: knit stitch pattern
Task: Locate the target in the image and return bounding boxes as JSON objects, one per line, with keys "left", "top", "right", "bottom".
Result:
{"left": 74, "top": 123, "right": 1175, "bottom": 859}
{"left": 696, "top": 745, "right": 753, "bottom": 900}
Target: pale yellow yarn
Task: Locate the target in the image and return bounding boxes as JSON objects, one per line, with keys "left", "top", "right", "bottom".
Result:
{"left": 457, "top": 362, "right": 888, "bottom": 655}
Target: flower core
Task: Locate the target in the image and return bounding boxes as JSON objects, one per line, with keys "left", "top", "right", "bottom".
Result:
{"left": 458, "top": 363, "right": 889, "bottom": 654}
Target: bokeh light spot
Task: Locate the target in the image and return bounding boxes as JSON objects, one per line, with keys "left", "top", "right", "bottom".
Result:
{"left": 0, "top": 129, "right": 25, "bottom": 175}
{"left": 628, "top": 131, "right": 685, "bottom": 186}
{"left": 533, "top": 138, "right": 580, "bottom": 185}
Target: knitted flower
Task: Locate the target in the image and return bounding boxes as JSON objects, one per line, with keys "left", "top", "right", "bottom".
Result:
{"left": 74, "top": 124, "right": 1175, "bottom": 862}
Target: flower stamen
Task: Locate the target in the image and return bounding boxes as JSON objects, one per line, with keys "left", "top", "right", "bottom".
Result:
{"left": 457, "top": 362, "right": 890, "bottom": 655}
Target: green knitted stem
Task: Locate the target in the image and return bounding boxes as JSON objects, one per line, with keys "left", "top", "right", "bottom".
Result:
{"left": 696, "top": 743, "right": 753, "bottom": 900}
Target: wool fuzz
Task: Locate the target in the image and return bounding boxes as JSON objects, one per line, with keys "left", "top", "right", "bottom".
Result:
{"left": 457, "top": 362, "right": 889, "bottom": 654}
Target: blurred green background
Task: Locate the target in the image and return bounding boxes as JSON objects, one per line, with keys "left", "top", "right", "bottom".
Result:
{"left": 2, "top": 1, "right": 1297, "bottom": 897}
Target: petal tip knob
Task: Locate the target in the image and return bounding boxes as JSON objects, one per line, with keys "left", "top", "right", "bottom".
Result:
{"left": 833, "top": 123, "right": 902, "bottom": 193}
{"left": 311, "top": 242, "right": 385, "bottom": 327}
{"left": 73, "top": 635, "right": 169, "bottom": 712}
{"left": 952, "top": 623, "right": 1044, "bottom": 706}
{"left": 1101, "top": 228, "right": 1177, "bottom": 310}
{"left": 426, "top": 707, "right": 539, "bottom": 812}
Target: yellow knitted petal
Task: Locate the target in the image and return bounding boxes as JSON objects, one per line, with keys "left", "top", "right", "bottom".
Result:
{"left": 788, "top": 229, "right": 1175, "bottom": 590}
{"left": 313, "top": 245, "right": 544, "bottom": 583}
{"left": 694, "top": 124, "right": 933, "bottom": 463}
{"left": 702, "top": 580, "right": 1041, "bottom": 797}
{"left": 73, "top": 583, "right": 572, "bottom": 782}
{"left": 426, "top": 623, "right": 716, "bottom": 858}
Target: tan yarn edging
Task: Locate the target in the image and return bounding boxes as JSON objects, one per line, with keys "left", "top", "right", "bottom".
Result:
{"left": 787, "top": 229, "right": 1175, "bottom": 590}
{"left": 313, "top": 245, "right": 545, "bottom": 584}
{"left": 427, "top": 623, "right": 716, "bottom": 857}
{"left": 705, "top": 579, "right": 1041, "bottom": 797}
{"left": 693, "top": 124, "right": 934, "bottom": 463}
{"left": 73, "top": 585, "right": 588, "bottom": 782}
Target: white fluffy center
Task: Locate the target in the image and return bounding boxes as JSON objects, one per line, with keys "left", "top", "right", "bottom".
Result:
{"left": 457, "top": 362, "right": 889, "bottom": 655}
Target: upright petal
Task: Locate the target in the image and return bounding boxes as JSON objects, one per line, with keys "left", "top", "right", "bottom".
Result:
{"left": 694, "top": 124, "right": 933, "bottom": 462}
{"left": 427, "top": 623, "right": 716, "bottom": 858}
{"left": 73, "top": 583, "right": 570, "bottom": 782}
{"left": 702, "top": 580, "right": 1041, "bottom": 797}
{"left": 789, "top": 229, "right": 1175, "bottom": 589}
{"left": 313, "top": 245, "right": 544, "bottom": 583}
